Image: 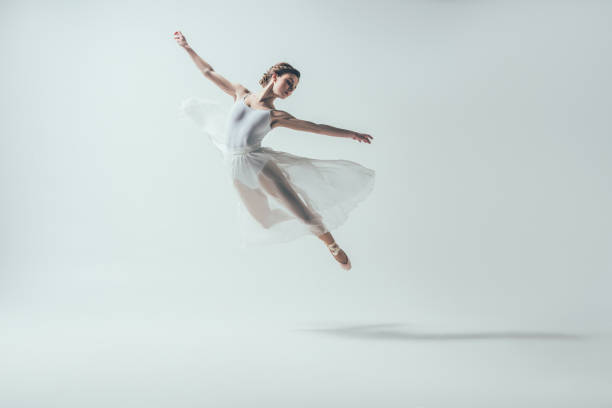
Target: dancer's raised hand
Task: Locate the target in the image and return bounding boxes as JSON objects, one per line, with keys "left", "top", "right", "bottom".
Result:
{"left": 351, "top": 132, "right": 373, "bottom": 144}
{"left": 173, "top": 31, "right": 189, "bottom": 48}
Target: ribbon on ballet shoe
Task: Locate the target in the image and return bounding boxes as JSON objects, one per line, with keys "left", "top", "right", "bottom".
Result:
{"left": 327, "top": 242, "right": 351, "bottom": 269}
{"left": 327, "top": 242, "right": 341, "bottom": 256}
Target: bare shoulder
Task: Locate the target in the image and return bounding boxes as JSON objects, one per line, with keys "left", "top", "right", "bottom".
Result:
{"left": 233, "top": 85, "right": 251, "bottom": 102}
{"left": 270, "top": 109, "right": 296, "bottom": 129}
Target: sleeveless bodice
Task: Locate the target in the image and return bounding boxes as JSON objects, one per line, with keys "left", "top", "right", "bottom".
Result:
{"left": 224, "top": 94, "right": 272, "bottom": 154}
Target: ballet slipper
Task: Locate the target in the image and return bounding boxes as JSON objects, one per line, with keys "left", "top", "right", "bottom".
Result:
{"left": 327, "top": 241, "right": 352, "bottom": 270}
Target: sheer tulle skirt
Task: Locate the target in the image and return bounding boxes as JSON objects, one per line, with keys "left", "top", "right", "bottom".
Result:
{"left": 230, "top": 147, "right": 375, "bottom": 246}
{"left": 179, "top": 96, "right": 376, "bottom": 246}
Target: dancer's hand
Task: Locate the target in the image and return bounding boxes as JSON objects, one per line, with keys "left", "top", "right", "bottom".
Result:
{"left": 174, "top": 31, "right": 189, "bottom": 49}
{"left": 350, "top": 132, "right": 373, "bottom": 144}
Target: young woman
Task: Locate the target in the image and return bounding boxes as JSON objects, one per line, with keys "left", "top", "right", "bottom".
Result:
{"left": 174, "top": 31, "right": 375, "bottom": 270}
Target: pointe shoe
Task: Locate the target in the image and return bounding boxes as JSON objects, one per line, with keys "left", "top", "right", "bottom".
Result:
{"left": 327, "top": 241, "right": 352, "bottom": 270}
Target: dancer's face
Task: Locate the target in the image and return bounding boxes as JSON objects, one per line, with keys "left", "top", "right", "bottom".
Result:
{"left": 273, "top": 73, "right": 299, "bottom": 98}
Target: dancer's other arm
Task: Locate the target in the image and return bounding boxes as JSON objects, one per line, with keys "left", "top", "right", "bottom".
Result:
{"left": 273, "top": 111, "right": 373, "bottom": 144}
{"left": 173, "top": 31, "right": 248, "bottom": 100}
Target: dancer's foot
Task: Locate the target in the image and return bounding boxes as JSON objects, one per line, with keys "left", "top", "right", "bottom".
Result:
{"left": 327, "top": 241, "right": 352, "bottom": 270}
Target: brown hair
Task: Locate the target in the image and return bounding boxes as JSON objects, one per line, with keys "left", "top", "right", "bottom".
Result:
{"left": 259, "top": 62, "right": 301, "bottom": 87}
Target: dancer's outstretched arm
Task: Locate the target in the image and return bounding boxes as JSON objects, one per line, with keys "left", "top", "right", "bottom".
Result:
{"left": 174, "top": 31, "right": 248, "bottom": 100}
{"left": 273, "top": 111, "right": 373, "bottom": 144}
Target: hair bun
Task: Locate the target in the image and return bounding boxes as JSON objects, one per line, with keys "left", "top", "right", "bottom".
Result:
{"left": 258, "top": 63, "right": 301, "bottom": 88}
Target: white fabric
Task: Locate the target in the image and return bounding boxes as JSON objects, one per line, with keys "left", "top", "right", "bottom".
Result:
{"left": 179, "top": 93, "right": 375, "bottom": 246}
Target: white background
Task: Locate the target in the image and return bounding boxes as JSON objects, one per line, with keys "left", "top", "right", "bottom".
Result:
{"left": 1, "top": 0, "right": 611, "bottom": 406}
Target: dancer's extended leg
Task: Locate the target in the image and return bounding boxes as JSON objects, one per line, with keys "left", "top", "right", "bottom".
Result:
{"left": 257, "top": 160, "right": 349, "bottom": 265}
{"left": 257, "top": 160, "right": 327, "bottom": 235}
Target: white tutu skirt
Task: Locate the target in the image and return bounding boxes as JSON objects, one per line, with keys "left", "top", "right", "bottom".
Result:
{"left": 179, "top": 96, "right": 376, "bottom": 246}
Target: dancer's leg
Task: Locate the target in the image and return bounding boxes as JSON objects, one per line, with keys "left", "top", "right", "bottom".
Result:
{"left": 233, "top": 179, "right": 292, "bottom": 228}
{"left": 257, "top": 160, "right": 348, "bottom": 264}
{"left": 257, "top": 160, "right": 327, "bottom": 235}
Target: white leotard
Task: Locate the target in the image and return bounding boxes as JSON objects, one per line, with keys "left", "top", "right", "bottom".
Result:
{"left": 224, "top": 93, "right": 273, "bottom": 154}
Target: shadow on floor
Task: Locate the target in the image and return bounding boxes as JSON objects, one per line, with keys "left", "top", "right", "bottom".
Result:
{"left": 295, "top": 323, "right": 589, "bottom": 342}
